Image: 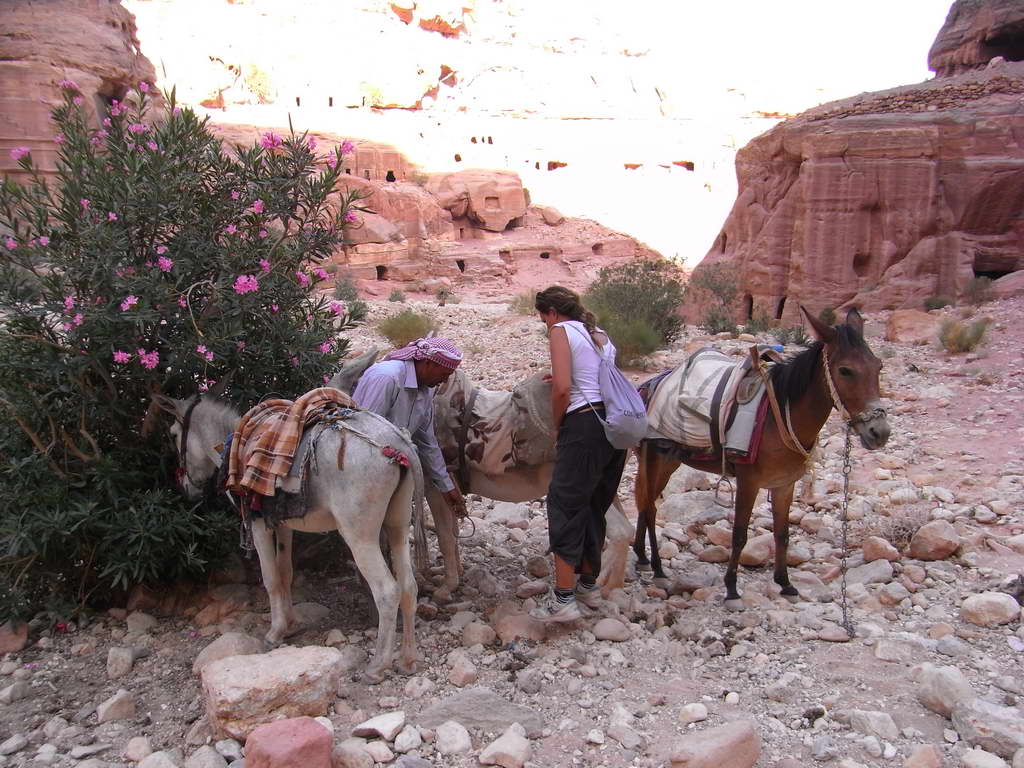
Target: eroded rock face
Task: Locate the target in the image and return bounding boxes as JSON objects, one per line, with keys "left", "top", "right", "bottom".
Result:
{"left": 426, "top": 170, "right": 528, "bottom": 232}
{"left": 700, "top": 63, "right": 1024, "bottom": 322}
{"left": 0, "top": 0, "right": 156, "bottom": 180}
{"left": 929, "top": 0, "right": 1024, "bottom": 78}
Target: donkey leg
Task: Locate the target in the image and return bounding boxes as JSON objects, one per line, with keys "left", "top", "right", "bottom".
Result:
{"left": 634, "top": 445, "right": 680, "bottom": 577}
{"left": 347, "top": 541, "right": 400, "bottom": 684}
{"left": 596, "top": 495, "right": 633, "bottom": 593}
{"left": 770, "top": 483, "right": 799, "bottom": 600}
{"left": 251, "top": 520, "right": 292, "bottom": 645}
{"left": 272, "top": 527, "right": 302, "bottom": 635}
{"left": 723, "top": 481, "right": 758, "bottom": 610}
{"left": 425, "top": 485, "right": 460, "bottom": 603}
{"left": 384, "top": 516, "right": 418, "bottom": 676}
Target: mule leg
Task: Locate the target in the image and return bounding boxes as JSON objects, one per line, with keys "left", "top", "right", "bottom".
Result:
{"left": 425, "top": 485, "right": 460, "bottom": 603}
{"left": 596, "top": 495, "right": 633, "bottom": 593}
{"left": 633, "top": 443, "right": 680, "bottom": 574}
{"left": 723, "top": 480, "right": 758, "bottom": 608}
{"left": 384, "top": 510, "right": 418, "bottom": 676}
{"left": 251, "top": 519, "right": 293, "bottom": 644}
{"left": 770, "top": 482, "right": 799, "bottom": 600}
{"left": 272, "top": 527, "right": 301, "bottom": 635}
{"left": 345, "top": 540, "right": 400, "bottom": 683}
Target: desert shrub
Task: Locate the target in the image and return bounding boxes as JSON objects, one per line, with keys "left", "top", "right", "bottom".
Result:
{"left": 923, "top": 295, "right": 953, "bottom": 311}
{"left": 388, "top": 289, "right": 406, "bottom": 303}
{"left": 771, "top": 325, "right": 810, "bottom": 346}
{"left": 585, "top": 259, "right": 686, "bottom": 345}
{"left": 0, "top": 82, "right": 366, "bottom": 621}
{"left": 939, "top": 317, "right": 989, "bottom": 353}
{"left": 964, "top": 276, "right": 992, "bottom": 305}
{"left": 378, "top": 309, "right": 437, "bottom": 347}
{"left": 333, "top": 274, "right": 367, "bottom": 322}
{"left": 436, "top": 287, "right": 452, "bottom": 306}
{"left": 744, "top": 307, "right": 773, "bottom": 334}
{"left": 818, "top": 307, "right": 837, "bottom": 326}
{"left": 684, "top": 261, "right": 738, "bottom": 335}
{"left": 855, "top": 507, "right": 929, "bottom": 551}
{"left": 508, "top": 291, "right": 536, "bottom": 316}
{"left": 600, "top": 314, "right": 662, "bottom": 367}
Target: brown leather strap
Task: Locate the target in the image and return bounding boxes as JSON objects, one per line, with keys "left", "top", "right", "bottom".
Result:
{"left": 750, "top": 346, "right": 810, "bottom": 459}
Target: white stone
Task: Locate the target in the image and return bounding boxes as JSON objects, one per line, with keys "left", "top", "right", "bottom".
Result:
{"left": 352, "top": 710, "right": 406, "bottom": 741}
{"left": 479, "top": 723, "right": 531, "bottom": 768}
{"left": 435, "top": 720, "right": 472, "bottom": 755}
{"left": 679, "top": 703, "right": 709, "bottom": 724}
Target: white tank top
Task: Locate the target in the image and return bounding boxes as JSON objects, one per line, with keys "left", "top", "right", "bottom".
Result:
{"left": 555, "top": 320, "right": 617, "bottom": 412}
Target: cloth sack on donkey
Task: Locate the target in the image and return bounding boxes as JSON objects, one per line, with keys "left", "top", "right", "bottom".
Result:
{"left": 565, "top": 324, "right": 648, "bottom": 450}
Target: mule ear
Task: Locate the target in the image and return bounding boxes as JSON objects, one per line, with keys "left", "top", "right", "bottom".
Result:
{"left": 800, "top": 305, "right": 836, "bottom": 343}
{"left": 152, "top": 393, "right": 186, "bottom": 417}
{"left": 844, "top": 307, "right": 865, "bottom": 335}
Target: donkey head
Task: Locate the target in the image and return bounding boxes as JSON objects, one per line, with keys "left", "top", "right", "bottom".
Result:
{"left": 328, "top": 346, "right": 380, "bottom": 395}
{"left": 152, "top": 393, "right": 226, "bottom": 499}
{"left": 801, "top": 306, "right": 891, "bottom": 450}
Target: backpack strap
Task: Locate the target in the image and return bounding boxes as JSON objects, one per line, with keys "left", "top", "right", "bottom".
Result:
{"left": 560, "top": 322, "right": 608, "bottom": 418}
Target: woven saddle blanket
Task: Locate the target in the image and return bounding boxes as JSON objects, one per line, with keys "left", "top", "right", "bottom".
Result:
{"left": 434, "top": 370, "right": 555, "bottom": 477}
{"left": 645, "top": 347, "right": 768, "bottom": 455}
{"left": 225, "top": 387, "right": 357, "bottom": 498}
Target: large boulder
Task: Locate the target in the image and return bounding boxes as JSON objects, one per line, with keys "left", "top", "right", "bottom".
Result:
{"left": 961, "top": 592, "right": 1021, "bottom": 626}
{"left": 928, "top": 0, "right": 1024, "bottom": 78}
{"left": 885, "top": 310, "right": 941, "bottom": 344}
{"left": 426, "top": 170, "right": 527, "bottom": 232}
{"left": 668, "top": 720, "right": 761, "bottom": 768}
{"left": 909, "top": 520, "right": 960, "bottom": 560}
{"left": 201, "top": 646, "right": 343, "bottom": 739}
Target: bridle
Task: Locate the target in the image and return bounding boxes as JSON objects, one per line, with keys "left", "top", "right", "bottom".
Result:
{"left": 175, "top": 396, "right": 207, "bottom": 492}
{"left": 820, "top": 345, "right": 887, "bottom": 427}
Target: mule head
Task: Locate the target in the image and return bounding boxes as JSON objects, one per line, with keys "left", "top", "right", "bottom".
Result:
{"left": 328, "top": 346, "right": 379, "bottom": 394}
{"left": 152, "top": 393, "right": 225, "bottom": 499}
{"left": 800, "top": 306, "right": 890, "bottom": 450}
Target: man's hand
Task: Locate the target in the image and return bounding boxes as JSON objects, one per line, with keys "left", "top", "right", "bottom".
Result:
{"left": 443, "top": 488, "right": 469, "bottom": 518}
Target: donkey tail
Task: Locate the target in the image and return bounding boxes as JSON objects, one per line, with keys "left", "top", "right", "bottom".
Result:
{"left": 399, "top": 432, "right": 428, "bottom": 574}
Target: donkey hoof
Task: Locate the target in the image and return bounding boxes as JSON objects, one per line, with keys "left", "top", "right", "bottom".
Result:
{"left": 362, "top": 668, "right": 388, "bottom": 685}
{"left": 779, "top": 586, "right": 800, "bottom": 603}
{"left": 724, "top": 598, "right": 745, "bottom": 612}
{"left": 395, "top": 658, "right": 418, "bottom": 677}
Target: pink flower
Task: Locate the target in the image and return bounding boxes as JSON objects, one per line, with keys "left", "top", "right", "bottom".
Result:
{"left": 54, "top": 134, "right": 64, "bottom": 144}
{"left": 323, "top": 374, "right": 330, "bottom": 385}
{"left": 38, "top": 236, "right": 50, "bottom": 246}
{"left": 233, "top": 274, "right": 259, "bottom": 294}
{"left": 344, "top": 209, "right": 359, "bottom": 223}
{"left": 271, "top": 304, "right": 279, "bottom": 313}
{"left": 147, "top": 140, "right": 158, "bottom": 151}
{"left": 177, "top": 295, "right": 188, "bottom": 307}
{"left": 113, "top": 350, "right": 131, "bottom": 363}
{"left": 325, "top": 154, "right": 337, "bottom": 169}
{"left": 139, "top": 81, "right": 150, "bottom": 92}
{"left": 127, "top": 123, "right": 148, "bottom": 134}
{"left": 307, "top": 136, "right": 318, "bottom": 151}
{"left": 329, "top": 301, "right": 346, "bottom": 316}
{"left": 341, "top": 140, "right": 355, "bottom": 155}
{"left": 224, "top": 224, "right": 237, "bottom": 235}
{"left": 73, "top": 96, "right": 83, "bottom": 106}
{"left": 58, "top": 79, "right": 79, "bottom": 90}
{"left": 198, "top": 379, "right": 216, "bottom": 393}
{"left": 249, "top": 199, "right": 264, "bottom": 214}
{"left": 157, "top": 256, "right": 174, "bottom": 272}
{"left": 107, "top": 211, "right": 118, "bottom": 221}
{"left": 258, "top": 229, "right": 268, "bottom": 239}
{"left": 319, "top": 340, "right": 335, "bottom": 354}
{"left": 120, "top": 295, "right": 138, "bottom": 311}
{"left": 64, "top": 295, "right": 75, "bottom": 310}
{"left": 314, "top": 267, "right": 329, "bottom": 281}
{"left": 9, "top": 146, "right": 30, "bottom": 161}
{"left": 236, "top": 340, "right": 247, "bottom": 350}
{"left": 156, "top": 245, "right": 168, "bottom": 254}
{"left": 137, "top": 349, "right": 160, "bottom": 370}
{"left": 260, "top": 132, "right": 283, "bottom": 150}
{"left": 80, "top": 199, "right": 90, "bottom": 209}
{"left": 97, "top": 129, "right": 108, "bottom": 139}
{"left": 295, "top": 271, "right": 310, "bottom": 287}
{"left": 61, "top": 321, "right": 73, "bottom": 331}
{"left": 73, "top": 313, "right": 83, "bottom": 326}
{"left": 259, "top": 258, "right": 271, "bottom": 274}
{"left": 3, "top": 237, "right": 16, "bottom": 250}
{"left": 102, "top": 117, "right": 112, "bottom": 127}
{"left": 231, "top": 190, "right": 240, "bottom": 200}
{"left": 90, "top": 137, "right": 100, "bottom": 146}
{"left": 173, "top": 106, "right": 182, "bottom": 116}
{"left": 196, "top": 344, "right": 214, "bottom": 362}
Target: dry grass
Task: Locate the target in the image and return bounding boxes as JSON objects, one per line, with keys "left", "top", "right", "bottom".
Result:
{"left": 377, "top": 309, "right": 437, "bottom": 347}
{"left": 939, "top": 317, "right": 989, "bottom": 354}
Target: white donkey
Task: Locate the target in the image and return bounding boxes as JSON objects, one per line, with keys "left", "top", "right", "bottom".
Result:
{"left": 330, "top": 351, "right": 634, "bottom": 603}
{"left": 153, "top": 392, "right": 424, "bottom": 683}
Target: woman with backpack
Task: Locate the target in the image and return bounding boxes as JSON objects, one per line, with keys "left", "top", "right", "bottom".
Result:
{"left": 531, "top": 286, "right": 630, "bottom": 622}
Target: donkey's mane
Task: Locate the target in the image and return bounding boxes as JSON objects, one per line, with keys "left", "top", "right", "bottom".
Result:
{"left": 195, "top": 397, "right": 241, "bottom": 434}
{"left": 768, "top": 324, "right": 868, "bottom": 410}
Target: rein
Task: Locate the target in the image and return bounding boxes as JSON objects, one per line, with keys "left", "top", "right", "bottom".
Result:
{"left": 176, "top": 396, "right": 204, "bottom": 491}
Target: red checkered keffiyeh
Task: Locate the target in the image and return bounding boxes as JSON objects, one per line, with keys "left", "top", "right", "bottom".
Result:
{"left": 384, "top": 337, "right": 463, "bottom": 370}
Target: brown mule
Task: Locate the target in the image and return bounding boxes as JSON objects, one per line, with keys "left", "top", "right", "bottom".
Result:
{"left": 633, "top": 306, "right": 891, "bottom": 607}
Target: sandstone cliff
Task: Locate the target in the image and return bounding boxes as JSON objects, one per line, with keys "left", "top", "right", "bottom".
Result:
{"left": 701, "top": 1, "right": 1024, "bottom": 322}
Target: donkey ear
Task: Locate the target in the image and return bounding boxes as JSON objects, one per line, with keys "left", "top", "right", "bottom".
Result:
{"left": 844, "top": 307, "right": 865, "bottom": 335}
{"left": 800, "top": 305, "right": 836, "bottom": 343}
{"left": 152, "top": 393, "right": 186, "bottom": 417}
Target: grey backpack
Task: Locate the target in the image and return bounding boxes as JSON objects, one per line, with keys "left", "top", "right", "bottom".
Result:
{"left": 567, "top": 324, "right": 648, "bottom": 450}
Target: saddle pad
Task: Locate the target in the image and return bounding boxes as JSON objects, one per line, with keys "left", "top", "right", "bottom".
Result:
{"left": 646, "top": 348, "right": 736, "bottom": 448}
{"left": 226, "top": 387, "right": 355, "bottom": 498}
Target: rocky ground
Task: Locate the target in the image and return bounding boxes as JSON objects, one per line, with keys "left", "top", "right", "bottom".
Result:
{"left": 1, "top": 294, "right": 1023, "bottom": 768}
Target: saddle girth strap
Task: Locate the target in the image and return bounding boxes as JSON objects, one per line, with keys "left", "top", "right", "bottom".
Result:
{"left": 456, "top": 387, "right": 479, "bottom": 494}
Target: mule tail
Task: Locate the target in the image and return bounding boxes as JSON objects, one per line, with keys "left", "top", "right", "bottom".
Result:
{"left": 397, "top": 431, "right": 429, "bottom": 574}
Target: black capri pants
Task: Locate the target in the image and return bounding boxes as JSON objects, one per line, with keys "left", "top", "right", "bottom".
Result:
{"left": 545, "top": 407, "right": 627, "bottom": 573}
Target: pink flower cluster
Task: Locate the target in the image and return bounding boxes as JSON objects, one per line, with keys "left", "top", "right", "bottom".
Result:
{"left": 137, "top": 349, "right": 160, "bottom": 370}
{"left": 259, "top": 259, "right": 271, "bottom": 274}
{"left": 196, "top": 344, "right": 214, "bottom": 362}
{"left": 319, "top": 339, "right": 335, "bottom": 354}
{"left": 341, "top": 140, "right": 355, "bottom": 155}
{"left": 329, "top": 301, "right": 346, "bottom": 316}
{"left": 58, "top": 79, "right": 79, "bottom": 90}
{"left": 120, "top": 295, "right": 138, "bottom": 311}
{"left": 113, "top": 350, "right": 131, "bottom": 364}
{"left": 127, "top": 123, "right": 149, "bottom": 134}
{"left": 249, "top": 199, "right": 264, "bottom": 214}
{"left": 157, "top": 256, "right": 174, "bottom": 272}
{"left": 107, "top": 212, "right": 118, "bottom": 222}
{"left": 233, "top": 274, "right": 259, "bottom": 295}
{"left": 3, "top": 237, "right": 16, "bottom": 250}
{"left": 260, "top": 132, "right": 283, "bottom": 150}
{"left": 224, "top": 224, "right": 238, "bottom": 235}
{"left": 344, "top": 209, "right": 359, "bottom": 224}
{"left": 295, "top": 271, "right": 310, "bottom": 287}
{"left": 313, "top": 267, "right": 329, "bottom": 281}
{"left": 9, "top": 146, "right": 30, "bottom": 161}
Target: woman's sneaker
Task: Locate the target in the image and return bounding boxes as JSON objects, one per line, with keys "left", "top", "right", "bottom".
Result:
{"left": 575, "top": 582, "right": 602, "bottom": 609}
{"left": 529, "top": 594, "right": 587, "bottom": 623}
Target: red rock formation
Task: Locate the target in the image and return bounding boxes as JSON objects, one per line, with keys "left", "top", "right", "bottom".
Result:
{"left": 426, "top": 169, "right": 528, "bottom": 232}
{"left": 701, "top": 62, "right": 1024, "bottom": 322}
{"left": 0, "top": 0, "right": 156, "bottom": 181}
{"left": 928, "top": 0, "right": 1024, "bottom": 78}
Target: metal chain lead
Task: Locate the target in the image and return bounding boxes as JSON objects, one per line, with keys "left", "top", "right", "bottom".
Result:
{"left": 839, "top": 421, "right": 856, "bottom": 639}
